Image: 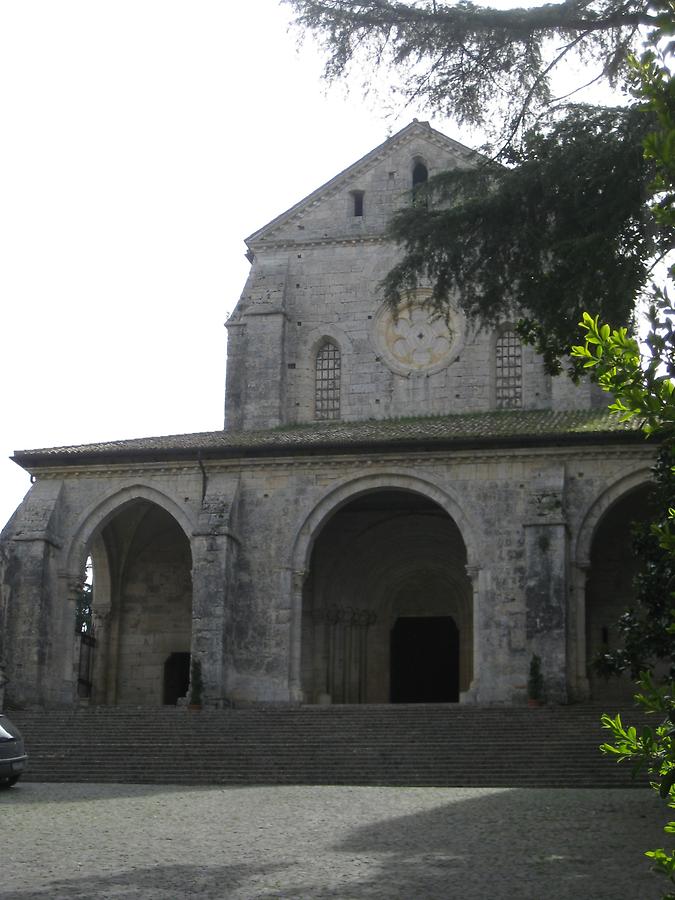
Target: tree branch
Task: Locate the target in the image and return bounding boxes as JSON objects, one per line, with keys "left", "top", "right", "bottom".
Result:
{"left": 286, "top": 0, "right": 656, "bottom": 40}
{"left": 496, "top": 29, "right": 592, "bottom": 157}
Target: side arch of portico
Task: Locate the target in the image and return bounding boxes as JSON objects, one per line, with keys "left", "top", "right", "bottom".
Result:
{"left": 570, "top": 467, "right": 655, "bottom": 700}
{"left": 287, "top": 470, "right": 482, "bottom": 703}
{"left": 65, "top": 483, "right": 196, "bottom": 581}
{"left": 63, "top": 483, "right": 201, "bottom": 707}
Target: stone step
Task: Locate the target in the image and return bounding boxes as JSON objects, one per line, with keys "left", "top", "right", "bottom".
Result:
{"left": 9, "top": 705, "right": 651, "bottom": 788}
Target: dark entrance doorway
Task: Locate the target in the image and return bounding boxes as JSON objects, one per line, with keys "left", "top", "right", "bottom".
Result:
{"left": 390, "top": 616, "right": 459, "bottom": 702}
{"left": 163, "top": 652, "right": 190, "bottom": 705}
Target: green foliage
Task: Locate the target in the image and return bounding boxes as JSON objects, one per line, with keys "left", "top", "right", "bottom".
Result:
{"left": 286, "top": 0, "right": 671, "bottom": 368}
{"left": 572, "top": 7, "right": 675, "bottom": 890}
{"left": 601, "top": 675, "right": 675, "bottom": 895}
{"left": 569, "top": 12, "right": 675, "bottom": 688}
{"left": 527, "top": 653, "right": 544, "bottom": 701}
{"left": 384, "top": 104, "right": 659, "bottom": 374}
{"left": 628, "top": 7, "right": 675, "bottom": 234}
{"left": 572, "top": 303, "right": 675, "bottom": 436}
{"left": 285, "top": 0, "right": 652, "bottom": 145}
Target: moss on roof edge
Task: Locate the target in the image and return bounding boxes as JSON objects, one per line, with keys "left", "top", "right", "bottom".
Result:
{"left": 11, "top": 409, "right": 649, "bottom": 470}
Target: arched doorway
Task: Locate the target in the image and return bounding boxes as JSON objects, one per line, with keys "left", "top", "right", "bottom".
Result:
{"left": 391, "top": 615, "right": 460, "bottom": 702}
{"left": 585, "top": 484, "right": 656, "bottom": 703}
{"left": 83, "top": 499, "right": 193, "bottom": 706}
{"left": 300, "top": 489, "right": 472, "bottom": 704}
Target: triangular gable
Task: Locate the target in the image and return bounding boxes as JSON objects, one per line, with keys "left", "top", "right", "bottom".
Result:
{"left": 245, "top": 120, "right": 481, "bottom": 249}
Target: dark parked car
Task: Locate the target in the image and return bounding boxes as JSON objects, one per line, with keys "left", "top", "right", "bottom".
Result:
{"left": 0, "top": 714, "right": 27, "bottom": 788}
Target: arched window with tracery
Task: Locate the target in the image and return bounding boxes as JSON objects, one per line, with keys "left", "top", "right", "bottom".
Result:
{"left": 315, "top": 341, "right": 341, "bottom": 420}
{"left": 495, "top": 328, "right": 523, "bottom": 409}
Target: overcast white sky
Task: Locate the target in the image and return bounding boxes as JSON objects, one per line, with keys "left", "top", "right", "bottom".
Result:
{"left": 0, "top": 0, "right": 623, "bottom": 529}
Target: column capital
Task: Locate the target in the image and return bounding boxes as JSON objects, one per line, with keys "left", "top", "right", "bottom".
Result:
{"left": 291, "top": 569, "right": 307, "bottom": 592}
{"left": 465, "top": 564, "right": 481, "bottom": 582}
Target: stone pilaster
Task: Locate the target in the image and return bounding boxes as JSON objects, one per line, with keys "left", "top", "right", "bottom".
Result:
{"left": 1, "top": 480, "right": 64, "bottom": 707}
{"left": 524, "top": 467, "right": 568, "bottom": 704}
{"left": 225, "top": 254, "right": 289, "bottom": 430}
{"left": 568, "top": 563, "right": 591, "bottom": 701}
{"left": 191, "top": 489, "right": 239, "bottom": 707}
{"left": 460, "top": 564, "right": 482, "bottom": 703}
{"left": 288, "top": 568, "right": 306, "bottom": 703}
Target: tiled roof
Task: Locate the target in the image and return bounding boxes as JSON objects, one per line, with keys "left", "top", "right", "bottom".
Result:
{"left": 12, "top": 409, "right": 646, "bottom": 468}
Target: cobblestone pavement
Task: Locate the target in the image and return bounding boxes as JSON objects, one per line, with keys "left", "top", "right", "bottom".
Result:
{"left": 0, "top": 783, "right": 668, "bottom": 899}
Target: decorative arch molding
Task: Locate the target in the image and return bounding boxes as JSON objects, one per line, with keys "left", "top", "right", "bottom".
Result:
{"left": 373, "top": 559, "right": 472, "bottom": 632}
{"left": 489, "top": 320, "right": 520, "bottom": 353}
{"left": 320, "top": 527, "right": 471, "bottom": 614}
{"left": 290, "top": 470, "right": 479, "bottom": 574}
{"left": 65, "top": 483, "right": 197, "bottom": 579}
{"left": 306, "top": 324, "right": 354, "bottom": 357}
{"left": 574, "top": 468, "right": 655, "bottom": 568}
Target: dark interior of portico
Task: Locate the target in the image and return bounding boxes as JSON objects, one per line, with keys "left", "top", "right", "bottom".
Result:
{"left": 83, "top": 500, "right": 193, "bottom": 706}
{"left": 585, "top": 484, "right": 657, "bottom": 703}
{"left": 390, "top": 615, "right": 460, "bottom": 703}
{"left": 301, "top": 489, "right": 472, "bottom": 704}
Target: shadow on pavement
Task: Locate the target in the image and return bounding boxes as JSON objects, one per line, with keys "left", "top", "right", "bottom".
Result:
{"left": 0, "top": 862, "right": 289, "bottom": 900}
{"left": 0, "top": 785, "right": 668, "bottom": 899}
{"left": 0, "top": 781, "right": 261, "bottom": 804}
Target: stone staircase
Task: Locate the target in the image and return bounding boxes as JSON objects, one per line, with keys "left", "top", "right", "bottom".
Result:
{"left": 8, "top": 704, "right": 652, "bottom": 788}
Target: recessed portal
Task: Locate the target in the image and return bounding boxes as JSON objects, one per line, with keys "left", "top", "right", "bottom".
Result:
{"left": 301, "top": 487, "right": 472, "bottom": 704}
{"left": 390, "top": 616, "right": 459, "bottom": 703}
{"left": 163, "top": 652, "right": 191, "bottom": 705}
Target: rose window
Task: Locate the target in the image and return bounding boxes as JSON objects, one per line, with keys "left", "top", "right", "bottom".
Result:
{"left": 373, "top": 295, "right": 462, "bottom": 375}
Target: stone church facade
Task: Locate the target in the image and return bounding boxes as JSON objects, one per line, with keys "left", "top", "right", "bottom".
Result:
{"left": 0, "top": 121, "right": 655, "bottom": 710}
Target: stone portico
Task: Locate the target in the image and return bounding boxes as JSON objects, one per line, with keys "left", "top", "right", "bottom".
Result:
{"left": 0, "top": 121, "right": 655, "bottom": 709}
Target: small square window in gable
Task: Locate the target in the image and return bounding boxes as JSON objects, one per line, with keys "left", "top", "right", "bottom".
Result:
{"left": 350, "top": 190, "right": 365, "bottom": 218}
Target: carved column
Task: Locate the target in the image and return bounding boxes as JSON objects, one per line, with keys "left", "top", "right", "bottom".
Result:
{"left": 320, "top": 605, "right": 376, "bottom": 704}
{"left": 90, "top": 605, "right": 111, "bottom": 705}
{"left": 60, "top": 574, "right": 82, "bottom": 705}
{"left": 355, "top": 609, "right": 376, "bottom": 703}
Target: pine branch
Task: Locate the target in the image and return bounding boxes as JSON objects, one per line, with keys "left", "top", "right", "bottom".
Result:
{"left": 286, "top": 1, "right": 655, "bottom": 42}
{"left": 286, "top": 0, "right": 651, "bottom": 136}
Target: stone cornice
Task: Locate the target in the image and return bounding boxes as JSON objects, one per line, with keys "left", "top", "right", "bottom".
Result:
{"left": 25, "top": 443, "right": 655, "bottom": 482}
{"left": 247, "top": 233, "right": 390, "bottom": 254}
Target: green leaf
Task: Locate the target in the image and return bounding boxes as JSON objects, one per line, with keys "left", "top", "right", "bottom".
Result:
{"left": 660, "top": 768, "right": 675, "bottom": 799}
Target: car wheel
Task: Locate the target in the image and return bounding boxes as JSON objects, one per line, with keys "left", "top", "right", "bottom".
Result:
{"left": 0, "top": 775, "right": 21, "bottom": 789}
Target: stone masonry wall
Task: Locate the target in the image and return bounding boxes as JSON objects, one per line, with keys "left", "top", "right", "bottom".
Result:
{"left": 0, "top": 440, "right": 655, "bottom": 708}
{"left": 112, "top": 505, "right": 192, "bottom": 706}
{"left": 226, "top": 125, "right": 596, "bottom": 431}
